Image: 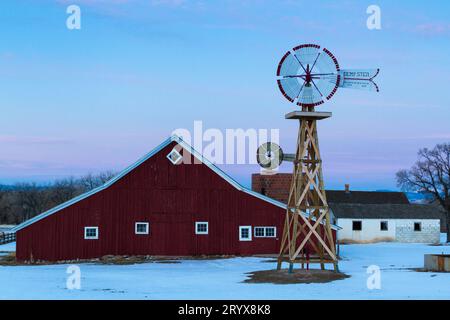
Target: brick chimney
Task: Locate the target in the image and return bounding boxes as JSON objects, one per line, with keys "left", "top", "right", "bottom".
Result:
{"left": 345, "top": 184, "right": 350, "bottom": 194}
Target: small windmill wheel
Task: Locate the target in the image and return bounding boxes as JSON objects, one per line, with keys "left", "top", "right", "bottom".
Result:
{"left": 257, "top": 142, "right": 296, "bottom": 170}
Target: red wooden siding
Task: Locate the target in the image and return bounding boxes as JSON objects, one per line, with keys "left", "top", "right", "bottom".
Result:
{"left": 16, "top": 141, "right": 335, "bottom": 261}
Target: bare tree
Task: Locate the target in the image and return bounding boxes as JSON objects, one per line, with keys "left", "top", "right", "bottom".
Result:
{"left": 0, "top": 171, "right": 118, "bottom": 224}
{"left": 14, "top": 183, "right": 51, "bottom": 222}
{"left": 397, "top": 143, "right": 450, "bottom": 242}
{"left": 0, "top": 186, "right": 13, "bottom": 224}
{"left": 79, "top": 171, "right": 116, "bottom": 192}
{"left": 49, "top": 177, "right": 81, "bottom": 205}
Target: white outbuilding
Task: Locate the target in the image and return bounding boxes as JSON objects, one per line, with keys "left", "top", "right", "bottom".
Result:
{"left": 331, "top": 203, "right": 443, "bottom": 244}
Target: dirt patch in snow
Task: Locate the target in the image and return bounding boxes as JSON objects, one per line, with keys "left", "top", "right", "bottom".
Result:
{"left": 244, "top": 269, "right": 350, "bottom": 285}
{"left": 411, "top": 268, "right": 450, "bottom": 273}
{"left": 339, "top": 237, "right": 395, "bottom": 244}
{"left": 97, "top": 255, "right": 236, "bottom": 265}
{"left": 0, "top": 254, "right": 237, "bottom": 266}
{"left": 0, "top": 253, "right": 18, "bottom": 266}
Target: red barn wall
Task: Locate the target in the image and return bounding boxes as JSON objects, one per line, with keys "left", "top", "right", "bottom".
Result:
{"left": 16, "top": 141, "right": 336, "bottom": 262}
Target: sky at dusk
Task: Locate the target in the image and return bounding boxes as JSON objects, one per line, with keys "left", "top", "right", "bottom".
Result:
{"left": 1, "top": 0, "right": 450, "bottom": 190}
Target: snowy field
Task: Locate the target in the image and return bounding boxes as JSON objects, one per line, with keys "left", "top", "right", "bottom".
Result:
{"left": 0, "top": 236, "right": 449, "bottom": 300}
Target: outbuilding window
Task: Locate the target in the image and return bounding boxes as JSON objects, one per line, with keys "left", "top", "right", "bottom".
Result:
{"left": 254, "top": 227, "right": 276, "bottom": 238}
{"left": 239, "top": 226, "right": 252, "bottom": 241}
{"left": 380, "top": 221, "right": 388, "bottom": 231}
{"left": 84, "top": 227, "right": 98, "bottom": 240}
{"left": 195, "top": 222, "right": 208, "bottom": 235}
{"left": 414, "top": 222, "right": 422, "bottom": 232}
{"left": 135, "top": 222, "right": 149, "bottom": 235}
{"left": 352, "top": 221, "right": 362, "bottom": 231}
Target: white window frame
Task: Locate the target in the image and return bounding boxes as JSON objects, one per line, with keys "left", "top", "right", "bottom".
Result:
{"left": 254, "top": 227, "right": 265, "bottom": 238}
{"left": 195, "top": 222, "right": 209, "bottom": 235}
{"left": 135, "top": 222, "right": 149, "bottom": 235}
{"left": 264, "top": 226, "right": 276, "bottom": 238}
{"left": 239, "top": 226, "right": 252, "bottom": 241}
{"left": 167, "top": 148, "right": 182, "bottom": 165}
{"left": 84, "top": 226, "right": 98, "bottom": 240}
{"left": 254, "top": 226, "right": 277, "bottom": 238}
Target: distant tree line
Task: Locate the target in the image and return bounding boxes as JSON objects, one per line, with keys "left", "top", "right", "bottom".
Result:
{"left": 0, "top": 171, "right": 116, "bottom": 225}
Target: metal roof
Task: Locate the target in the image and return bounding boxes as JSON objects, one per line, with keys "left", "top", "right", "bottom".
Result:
{"left": 330, "top": 203, "right": 445, "bottom": 220}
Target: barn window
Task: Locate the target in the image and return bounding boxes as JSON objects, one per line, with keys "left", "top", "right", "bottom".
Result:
{"left": 239, "top": 226, "right": 252, "bottom": 241}
{"left": 167, "top": 148, "right": 182, "bottom": 165}
{"left": 84, "top": 227, "right": 98, "bottom": 239}
{"left": 195, "top": 222, "right": 208, "bottom": 235}
{"left": 414, "top": 222, "right": 422, "bottom": 232}
{"left": 254, "top": 227, "right": 276, "bottom": 238}
{"left": 380, "top": 221, "right": 388, "bottom": 231}
{"left": 265, "top": 227, "right": 276, "bottom": 237}
{"left": 352, "top": 221, "right": 362, "bottom": 231}
{"left": 135, "top": 222, "right": 149, "bottom": 235}
{"left": 254, "top": 227, "right": 265, "bottom": 237}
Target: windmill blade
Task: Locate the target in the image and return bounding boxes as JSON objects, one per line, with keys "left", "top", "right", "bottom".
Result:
{"left": 299, "top": 85, "right": 318, "bottom": 106}
{"left": 277, "top": 52, "right": 301, "bottom": 77}
{"left": 278, "top": 78, "right": 304, "bottom": 102}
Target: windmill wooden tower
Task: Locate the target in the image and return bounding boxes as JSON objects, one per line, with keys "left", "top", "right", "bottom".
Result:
{"left": 257, "top": 44, "right": 379, "bottom": 272}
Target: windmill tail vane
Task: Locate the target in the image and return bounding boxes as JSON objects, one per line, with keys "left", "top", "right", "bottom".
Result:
{"left": 338, "top": 68, "right": 380, "bottom": 92}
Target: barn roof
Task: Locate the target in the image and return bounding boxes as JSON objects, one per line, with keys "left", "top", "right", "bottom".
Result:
{"left": 12, "top": 135, "right": 340, "bottom": 233}
{"left": 330, "top": 203, "right": 445, "bottom": 220}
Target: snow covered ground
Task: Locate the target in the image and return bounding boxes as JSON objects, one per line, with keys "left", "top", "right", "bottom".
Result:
{"left": 0, "top": 237, "right": 449, "bottom": 300}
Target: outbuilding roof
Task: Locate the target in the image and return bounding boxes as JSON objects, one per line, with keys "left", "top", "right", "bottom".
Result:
{"left": 251, "top": 174, "right": 410, "bottom": 205}
{"left": 327, "top": 190, "right": 409, "bottom": 205}
{"left": 330, "top": 203, "right": 445, "bottom": 220}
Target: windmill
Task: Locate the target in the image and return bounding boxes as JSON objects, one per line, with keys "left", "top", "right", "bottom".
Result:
{"left": 257, "top": 44, "right": 379, "bottom": 272}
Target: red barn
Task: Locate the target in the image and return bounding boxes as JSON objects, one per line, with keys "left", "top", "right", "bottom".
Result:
{"left": 12, "top": 135, "right": 338, "bottom": 262}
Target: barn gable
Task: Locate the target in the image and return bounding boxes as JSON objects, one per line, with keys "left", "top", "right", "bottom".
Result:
{"left": 12, "top": 135, "right": 292, "bottom": 233}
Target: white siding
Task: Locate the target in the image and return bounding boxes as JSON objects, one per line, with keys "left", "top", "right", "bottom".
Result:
{"left": 337, "top": 218, "right": 440, "bottom": 243}
{"left": 395, "top": 220, "right": 440, "bottom": 243}
{"left": 337, "top": 219, "right": 395, "bottom": 242}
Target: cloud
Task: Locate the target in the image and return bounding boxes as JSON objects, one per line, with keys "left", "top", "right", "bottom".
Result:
{"left": 56, "top": 0, "right": 132, "bottom": 5}
{"left": 150, "top": 0, "right": 186, "bottom": 6}
{"left": 56, "top": 0, "right": 186, "bottom": 7}
{"left": 0, "top": 52, "right": 15, "bottom": 60}
{"left": 414, "top": 23, "right": 450, "bottom": 36}
{"left": 0, "top": 135, "right": 73, "bottom": 145}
